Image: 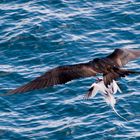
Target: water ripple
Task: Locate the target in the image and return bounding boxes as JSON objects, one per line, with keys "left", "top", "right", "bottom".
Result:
{"left": 0, "top": 0, "right": 140, "bottom": 139}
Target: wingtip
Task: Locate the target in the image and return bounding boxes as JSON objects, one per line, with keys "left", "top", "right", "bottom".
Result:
{"left": 0, "top": 92, "right": 14, "bottom": 97}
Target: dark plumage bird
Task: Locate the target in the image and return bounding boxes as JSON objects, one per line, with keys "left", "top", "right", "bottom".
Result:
{"left": 9, "top": 48, "right": 140, "bottom": 94}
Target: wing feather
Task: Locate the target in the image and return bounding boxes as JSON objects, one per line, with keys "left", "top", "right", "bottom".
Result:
{"left": 107, "top": 48, "right": 140, "bottom": 67}
{"left": 9, "top": 62, "right": 97, "bottom": 94}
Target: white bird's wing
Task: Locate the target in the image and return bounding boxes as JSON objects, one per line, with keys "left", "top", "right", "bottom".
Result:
{"left": 84, "top": 85, "right": 99, "bottom": 99}
{"left": 112, "top": 80, "right": 122, "bottom": 93}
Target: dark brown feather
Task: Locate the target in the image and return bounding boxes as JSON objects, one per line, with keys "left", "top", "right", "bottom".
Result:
{"left": 107, "top": 48, "right": 140, "bottom": 67}
{"left": 9, "top": 63, "right": 97, "bottom": 94}
{"left": 103, "top": 69, "right": 140, "bottom": 86}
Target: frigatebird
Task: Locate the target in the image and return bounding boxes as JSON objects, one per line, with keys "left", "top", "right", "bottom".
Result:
{"left": 9, "top": 48, "right": 140, "bottom": 94}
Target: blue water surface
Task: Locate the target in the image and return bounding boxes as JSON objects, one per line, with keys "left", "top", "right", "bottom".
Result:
{"left": 0, "top": 0, "right": 140, "bottom": 139}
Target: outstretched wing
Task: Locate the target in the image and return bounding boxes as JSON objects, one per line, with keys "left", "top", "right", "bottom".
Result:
{"left": 9, "top": 62, "right": 97, "bottom": 94}
{"left": 107, "top": 48, "right": 140, "bottom": 67}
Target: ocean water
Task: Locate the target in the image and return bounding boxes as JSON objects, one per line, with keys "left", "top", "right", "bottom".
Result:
{"left": 0, "top": 0, "right": 140, "bottom": 139}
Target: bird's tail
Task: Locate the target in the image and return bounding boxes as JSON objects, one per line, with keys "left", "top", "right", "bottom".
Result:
{"left": 112, "top": 106, "right": 128, "bottom": 121}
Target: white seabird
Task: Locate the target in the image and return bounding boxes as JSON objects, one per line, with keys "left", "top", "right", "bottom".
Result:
{"left": 84, "top": 79, "right": 127, "bottom": 121}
